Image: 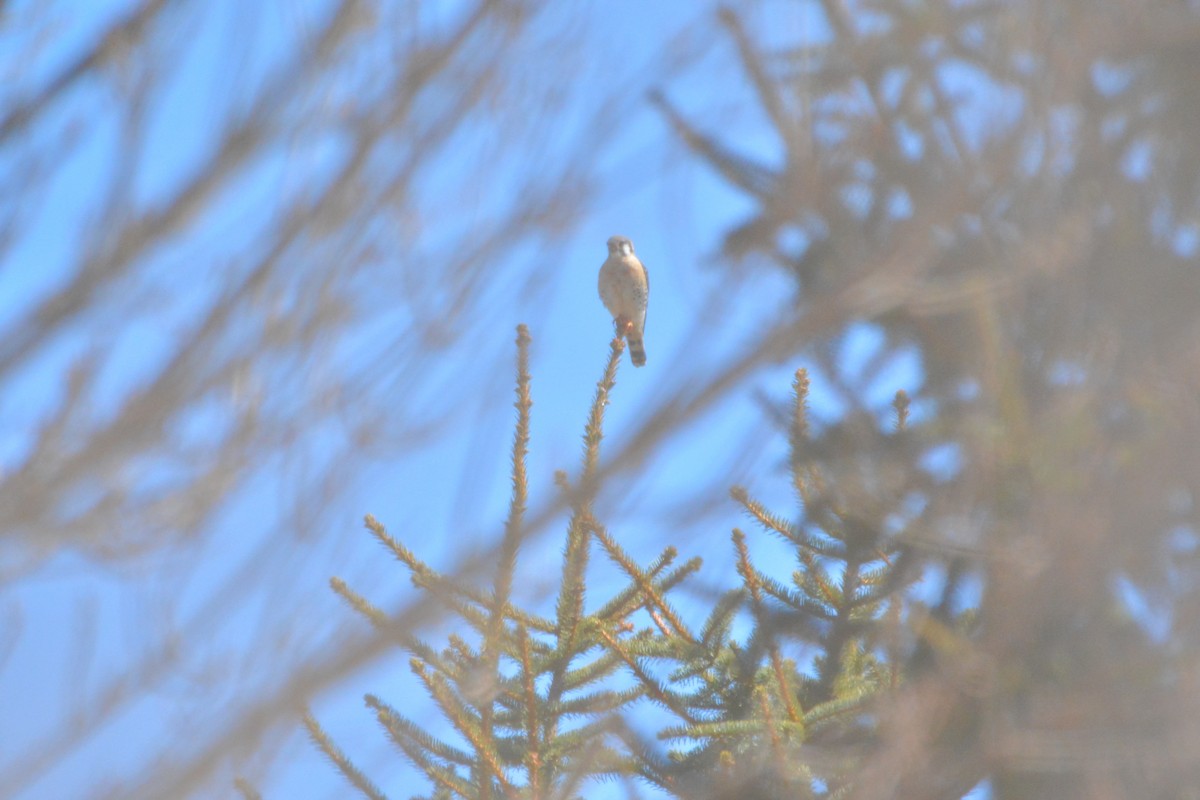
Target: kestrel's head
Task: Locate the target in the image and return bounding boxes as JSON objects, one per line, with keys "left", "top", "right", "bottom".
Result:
{"left": 606, "top": 235, "right": 635, "bottom": 257}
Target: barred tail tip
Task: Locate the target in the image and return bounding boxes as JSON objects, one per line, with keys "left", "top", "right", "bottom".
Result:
{"left": 628, "top": 336, "right": 646, "bottom": 367}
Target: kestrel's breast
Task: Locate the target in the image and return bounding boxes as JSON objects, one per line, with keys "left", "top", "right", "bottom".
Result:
{"left": 599, "top": 257, "right": 648, "bottom": 326}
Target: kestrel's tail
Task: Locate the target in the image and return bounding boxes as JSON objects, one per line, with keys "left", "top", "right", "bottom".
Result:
{"left": 627, "top": 331, "right": 647, "bottom": 367}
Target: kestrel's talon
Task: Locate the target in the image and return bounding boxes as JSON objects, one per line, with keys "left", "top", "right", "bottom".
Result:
{"left": 598, "top": 236, "right": 650, "bottom": 368}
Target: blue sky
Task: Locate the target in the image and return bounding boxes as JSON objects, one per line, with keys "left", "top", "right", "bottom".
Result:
{"left": 0, "top": 2, "right": 940, "bottom": 798}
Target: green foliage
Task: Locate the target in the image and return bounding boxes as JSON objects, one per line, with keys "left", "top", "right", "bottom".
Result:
{"left": 308, "top": 328, "right": 940, "bottom": 798}
{"left": 636, "top": 375, "right": 922, "bottom": 797}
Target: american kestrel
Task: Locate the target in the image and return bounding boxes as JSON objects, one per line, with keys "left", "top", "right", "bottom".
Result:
{"left": 598, "top": 235, "right": 649, "bottom": 367}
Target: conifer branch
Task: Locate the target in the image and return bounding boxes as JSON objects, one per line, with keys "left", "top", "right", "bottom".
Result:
{"left": 582, "top": 336, "right": 624, "bottom": 490}
{"left": 658, "top": 717, "right": 806, "bottom": 742}
{"left": 517, "top": 626, "right": 542, "bottom": 799}
{"left": 813, "top": 574, "right": 863, "bottom": 703}
{"left": 801, "top": 693, "right": 874, "bottom": 732}
{"left": 328, "top": 576, "right": 452, "bottom": 669}
{"left": 755, "top": 571, "right": 829, "bottom": 620}
{"left": 364, "top": 515, "right": 485, "bottom": 610}
{"left": 409, "top": 661, "right": 516, "bottom": 798}
{"left": 547, "top": 721, "right": 630, "bottom": 799}
{"left": 372, "top": 697, "right": 475, "bottom": 797}
{"left": 802, "top": 563, "right": 844, "bottom": 610}
{"left": 329, "top": 576, "right": 390, "bottom": 628}
{"left": 731, "top": 485, "right": 846, "bottom": 558}
{"left": 593, "top": 555, "right": 703, "bottom": 625}
{"left": 790, "top": 367, "right": 811, "bottom": 488}
{"left": 755, "top": 686, "right": 790, "bottom": 779}
{"left": 302, "top": 710, "right": 389, "bottom": 800}
{"left": 590, "top": 521, "right": 696, "bottom": 643}
{"left": 596, "top": 628, "right": 696, "bottom": 725}
{"left": 851, "top": 580, "right": 900, "bottom": 607}
{"left": 551, "top": 685, "right": 647, "bottom": 717}
{"left": 500, "top": 323, "right": 533, "bottom": 579}
{"left": 553, "top": 518, "right": 590, "bottom": 656}
{"left": 610, "top": 631, "right": 688, "bottom": 660}
{"left": 647, "top": 609, "right": 672, "bottom": 638}
{"left": 733, "top": 529, "right": 801, "bottom": 725}
{"left": 446, "top": 633, "right": 477, "bottom": 665}
{"left": 363, "top": 514, "right": 553, "bottom": 636}
{"left": 481, "top": 326, "right": 534, "bottom": 730}
{"left": 697, "top": 589, "right": 744, "bottom": 651}
{"left": 366, "top": 694, "right": 474, "bottom": 767}
{"left": 560, "top": 651, "right": 624, "bottom": 692}
{"left": 545, "top": 337, "right": 624, "bottom": 753}
{"left": 553, "top": 338, "right": 623, "bottom": 647}
{"left": 884, "top": 600, "right": 903, "bottom": 689}
{"left": 790, "top": 368, "right": 818, "bottom": 515}
{"left": 590, "top": 547, "right": 676, "bottom": 620}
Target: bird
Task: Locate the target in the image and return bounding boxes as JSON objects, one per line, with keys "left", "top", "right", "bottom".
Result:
{"left": 598, "top": 235, "right": 649, "bottom": 367}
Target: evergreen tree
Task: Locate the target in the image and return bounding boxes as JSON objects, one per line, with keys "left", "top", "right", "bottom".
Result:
{"left": 652, "top": 2, "right": 1200, "bottom": 797}
{"left": 309, "top": 329, "right": 711, "bottom": 798}
{"left": 308, "top": 328, "right": 935, "bottom": 798}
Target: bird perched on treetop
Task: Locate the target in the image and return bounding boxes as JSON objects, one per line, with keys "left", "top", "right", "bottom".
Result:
{"left": 598, "top": 235, "right": 649, "bottom": 367}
